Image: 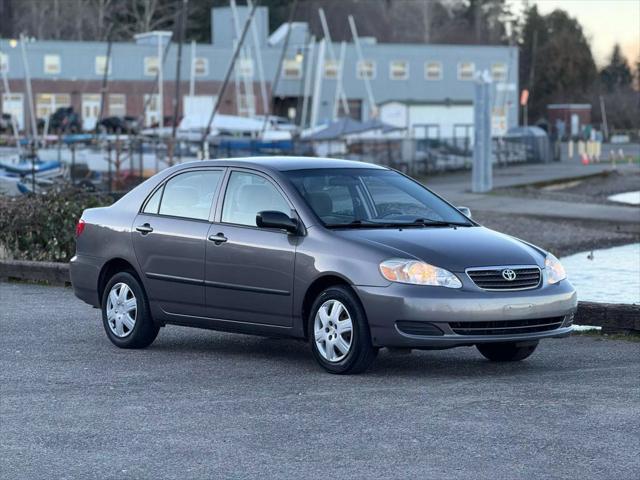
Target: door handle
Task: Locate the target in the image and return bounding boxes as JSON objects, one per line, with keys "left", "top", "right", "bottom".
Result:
{"left": 208, "top": 233, "right": 227, "bottom": 245}
{"left": 136, "top": 223, "right": 153, "bottom": 234}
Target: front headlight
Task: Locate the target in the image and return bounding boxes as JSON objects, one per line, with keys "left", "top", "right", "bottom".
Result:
{"left": 379, "top": 259, "right": 462, "bottom": 288}
{"left": 545, "top": 253, "right": 567, "bottom": 284}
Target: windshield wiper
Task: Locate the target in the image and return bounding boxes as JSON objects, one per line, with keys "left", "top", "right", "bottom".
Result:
{"left": 409, "top": 218, "right": 472, "bottom": 227}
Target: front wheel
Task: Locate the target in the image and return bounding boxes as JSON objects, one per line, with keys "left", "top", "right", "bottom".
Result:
{"left": 476, "top": 341, "right": 539, "bottom": 362}
{"left": 308, "top": 286, "right": 378, "bottom": 374}
{"left": 101, "top": 271, "right": 159, "bottom": 349}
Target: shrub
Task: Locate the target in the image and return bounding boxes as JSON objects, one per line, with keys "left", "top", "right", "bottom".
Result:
{"left": 0, "top": 190, "right": 115, "bottom": 262}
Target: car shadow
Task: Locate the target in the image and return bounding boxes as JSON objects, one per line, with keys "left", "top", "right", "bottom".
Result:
{"left": 148, "top": 328, "right": 560, "bottom": 379}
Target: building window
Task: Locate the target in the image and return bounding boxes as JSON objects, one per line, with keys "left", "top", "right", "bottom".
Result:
{"left": 282, "top": 59, "right": 302, "bottom": 80}
{"left": 36, "top": 93, "right": 70, "bottom": 119}
{"left": 324, "top": 59, "right": 339, "bottom": 79}
{"left": 193, "top": 57, "right": 208, "bottom": 76}
{"left": 109, "top": 94, "right": 126, "bottom": 116}
{"left": 424, "top": 61, "right": 442, "bottom": 81}
{"left": 0, "top": 53, "right": 8, "bottom": 73}
{"left": 237, "top": 58, "right": 254, "bottom": 78}
{"left": 356, "top": 60, "right": 376, "bottom": 80}
{"left": 44, "top": 54, "right": 61, "bottom": 75}
{"left": 389, "top": 60, "right": 408, "bottom": 80}
{"left": 458, "top": 62, "right": 475, "bottom": 81}
{"left": 491, "top": 62, "right": 507, "bottom": 81}
{"left": 95, "top": 55, "right": 111, "bottom": 75}
{"left": 144, "top": 56, "right": 159, "bottom": 76}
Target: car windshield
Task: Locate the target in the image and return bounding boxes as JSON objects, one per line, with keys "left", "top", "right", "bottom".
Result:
{"left": 285, "top": 168, "right": 472, "bottom": 228}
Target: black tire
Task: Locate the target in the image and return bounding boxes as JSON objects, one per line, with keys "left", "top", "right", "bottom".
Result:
{"left": 308, "top": 286, "right": 378, "bottom": 374}
{"left": 101, "top": 271, "right": 159, "bottom": 349}
{"left": 476, "top": 341, "right": 539, "bottom": 362}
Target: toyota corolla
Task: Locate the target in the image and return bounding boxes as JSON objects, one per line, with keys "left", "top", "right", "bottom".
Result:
{"left": 70, "top": 157, "right": 577, "bottom": 374}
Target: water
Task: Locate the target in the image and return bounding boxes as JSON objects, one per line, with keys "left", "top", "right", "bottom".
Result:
{"left": 608, "top": 191, "right": 640, "bottom": 205}
{"left": 561, "top": 243, "right": 640, "bottom": 305}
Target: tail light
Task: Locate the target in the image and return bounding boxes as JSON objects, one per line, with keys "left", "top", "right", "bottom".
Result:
{"left": 75, "top": 219, "right": 86, "bottom": 237}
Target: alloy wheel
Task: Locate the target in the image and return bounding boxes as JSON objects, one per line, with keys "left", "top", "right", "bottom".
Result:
{"left": 314, "top": 299, "right": 353, "bottom": 362}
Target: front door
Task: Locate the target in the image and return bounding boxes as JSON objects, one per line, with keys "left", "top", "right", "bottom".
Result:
{"left": 82, "top": 94, "right": 101, "bottom": 131}
{"left": 132, "top": 168, "right": 225, "bottom": 317}
{"left": 205, "top": 169, "right": 297, "bottom": 327}
{"left": 2, "top": 93, "right": 24, "bottom": 131}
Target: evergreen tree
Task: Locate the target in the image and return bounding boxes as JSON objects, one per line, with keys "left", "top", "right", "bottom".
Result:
{"left": 599, "top": 44, "right": 633, "bottom": 92}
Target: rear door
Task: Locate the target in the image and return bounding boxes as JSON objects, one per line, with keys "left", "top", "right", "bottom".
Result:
{"left": 132, "top": 168, "right": 224, "bottom": 317}
{"left": 204, "top": 169, "right": 297, "bottom": 327}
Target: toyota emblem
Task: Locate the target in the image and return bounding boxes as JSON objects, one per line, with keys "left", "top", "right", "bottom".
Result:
{"left": 502, "top": 269, "right": 517, "bottom": 281}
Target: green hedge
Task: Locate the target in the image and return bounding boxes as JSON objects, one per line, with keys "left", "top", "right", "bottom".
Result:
{"left": 0, "top": 190, "right": 114, "bottom": 262}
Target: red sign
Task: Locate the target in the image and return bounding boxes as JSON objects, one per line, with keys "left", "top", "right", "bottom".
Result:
{"left": 520, "top": 89, "right": 529, "bottom": 106}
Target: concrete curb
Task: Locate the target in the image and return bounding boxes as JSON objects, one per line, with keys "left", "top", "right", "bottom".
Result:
{"left": 0, "top": 259, "right": 70, "bottom": 286}
{"left": 1, "top": 260, "right": 638, "bottom": 334}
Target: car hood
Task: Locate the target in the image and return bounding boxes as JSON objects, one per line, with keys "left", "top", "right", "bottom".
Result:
{"left": 334, "top": 226, "right": 545, "bottom": 272}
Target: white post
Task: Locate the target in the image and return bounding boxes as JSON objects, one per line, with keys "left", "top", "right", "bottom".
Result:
{"left": 300, "top": 36, "right": 316, "bottom": 129}
{"left": 348, "top": 15, "right": 376, "bottom": 118}
{"left": 189, "top": 40, "right": 196, "bottom": 98}
{"left": 310, "top": 39, "right": 326, "bottom": 129}
{"left": 157, "top": 33, "right": 164, "bottom": 129}
{"left": 247, "top": 0, "right": 269, "bottom": 116}
{"left": 318, "top": 8, "right": 349, "bottom": 116}
{"left": 19, "top": 34, "right": 38, "bottom": 143}
{"left": 333, "top": 41, "right": 347, "bottom": 120}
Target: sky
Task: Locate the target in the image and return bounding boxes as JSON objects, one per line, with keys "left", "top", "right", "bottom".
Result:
{"left": 508, "top": 0, "right": 640, "bottom": 67}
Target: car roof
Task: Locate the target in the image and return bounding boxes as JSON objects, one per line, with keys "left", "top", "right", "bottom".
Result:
{"left": 178, "top": 156, "right": 388, "bottom": 173}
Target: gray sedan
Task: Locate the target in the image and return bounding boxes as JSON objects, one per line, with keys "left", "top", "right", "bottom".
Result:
{"left": 70, "top": 157, "right": 577, "bottom": 374}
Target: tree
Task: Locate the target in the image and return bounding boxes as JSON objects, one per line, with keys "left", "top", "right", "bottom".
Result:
{"left": 518, "top": 6, "right": 597, "bottom": 123}
{"left": 599, "top": 44, "right": 633, "bottom": 92}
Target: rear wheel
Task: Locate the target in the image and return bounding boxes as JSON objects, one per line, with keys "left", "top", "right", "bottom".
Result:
{"left": 476, "top": 341, "right": 539, "bottom": 362}
{"left": 308, "top": 286, "right": 377, "bottom": 374}
{"left": 101, "top": 271, "right": 159, "bottom": 349}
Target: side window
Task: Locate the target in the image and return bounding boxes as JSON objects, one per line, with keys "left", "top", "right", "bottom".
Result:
{"left": 221, "top": 171, "right": 290, "bottom": 227}
{"left": 143, "top": 187, "right": 163, "bottom": 214}
{"left": 155, "top": 170, "right": 222, "bottom": 220}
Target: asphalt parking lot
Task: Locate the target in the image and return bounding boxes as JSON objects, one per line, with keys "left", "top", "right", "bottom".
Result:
{"left": 1, "top": 282, "right": 639, "bottom": 479}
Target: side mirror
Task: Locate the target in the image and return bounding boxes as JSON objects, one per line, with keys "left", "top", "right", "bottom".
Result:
{"left": 256, "top": 210, "right": 299, "bottom": 234}
{"left": 457, "top": 206, "right": 472, "bottom": 218}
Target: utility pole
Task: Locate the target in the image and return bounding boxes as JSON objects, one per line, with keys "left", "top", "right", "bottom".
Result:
{"left": 201, "top": 1, "right": 258, "bottom": 148}
{"left": 96, "top": 31, "right": 113, "bottom": 137}
{"left": 260, "top": 0, "right": 297, "bottom": 136}
{"left": 318, "top": 8, "right": 349, "bottom": 118}
{"left": 189, "top": 40, "right": 196, "bottom": 98}
{"left": 171, "top": 0, "right": 188, "bottom": 153}
{"left": 472, "top": 70, "right": 493, "bottom": 193}
{"left": 247, "top": 0, "right": 269, "bottom": 117}
{"left": 19, "top": 34, "right": 38, "bottom": 145}
{"left": 157, "top": 33, "right": 164, "bottom": 129}
{"left": 300, "top": 36, "right": 316, "bottom": 129}
{"left": 348, "top": 15, "right": 377, "bottom": 118}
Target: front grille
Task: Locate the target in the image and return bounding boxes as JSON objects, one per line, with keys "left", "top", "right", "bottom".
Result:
{"left": 467, "top": 266, "right": 541, "bottom": 291}
{"left": 449, "top": 317, "right": 565, "bottom": 336}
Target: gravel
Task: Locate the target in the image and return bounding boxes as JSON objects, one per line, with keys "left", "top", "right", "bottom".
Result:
{"left": 497, "top": 170, "right": 640, "bottom": 207}
{"left": 1, "top": 282, "right": 639, "bottom": 480}
{"left": 472, "top": 211, "right": 638, "bottom": 257}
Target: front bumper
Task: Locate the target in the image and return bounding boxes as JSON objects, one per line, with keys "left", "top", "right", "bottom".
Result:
{"left": 355, "top": 280, "right": 577, "bottom": 348}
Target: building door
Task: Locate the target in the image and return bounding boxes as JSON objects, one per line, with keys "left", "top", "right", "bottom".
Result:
{"left": 1, "top": 93, "right": 24, "bottom": 131}
{"left": 144, "top": 94, "right": 160, "bottom": 127}
{"left": 82, "top": 94, "right": 101, "bottom": 131}
{"left": 183, "top": 95, "right": 215, "bottom": 118}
